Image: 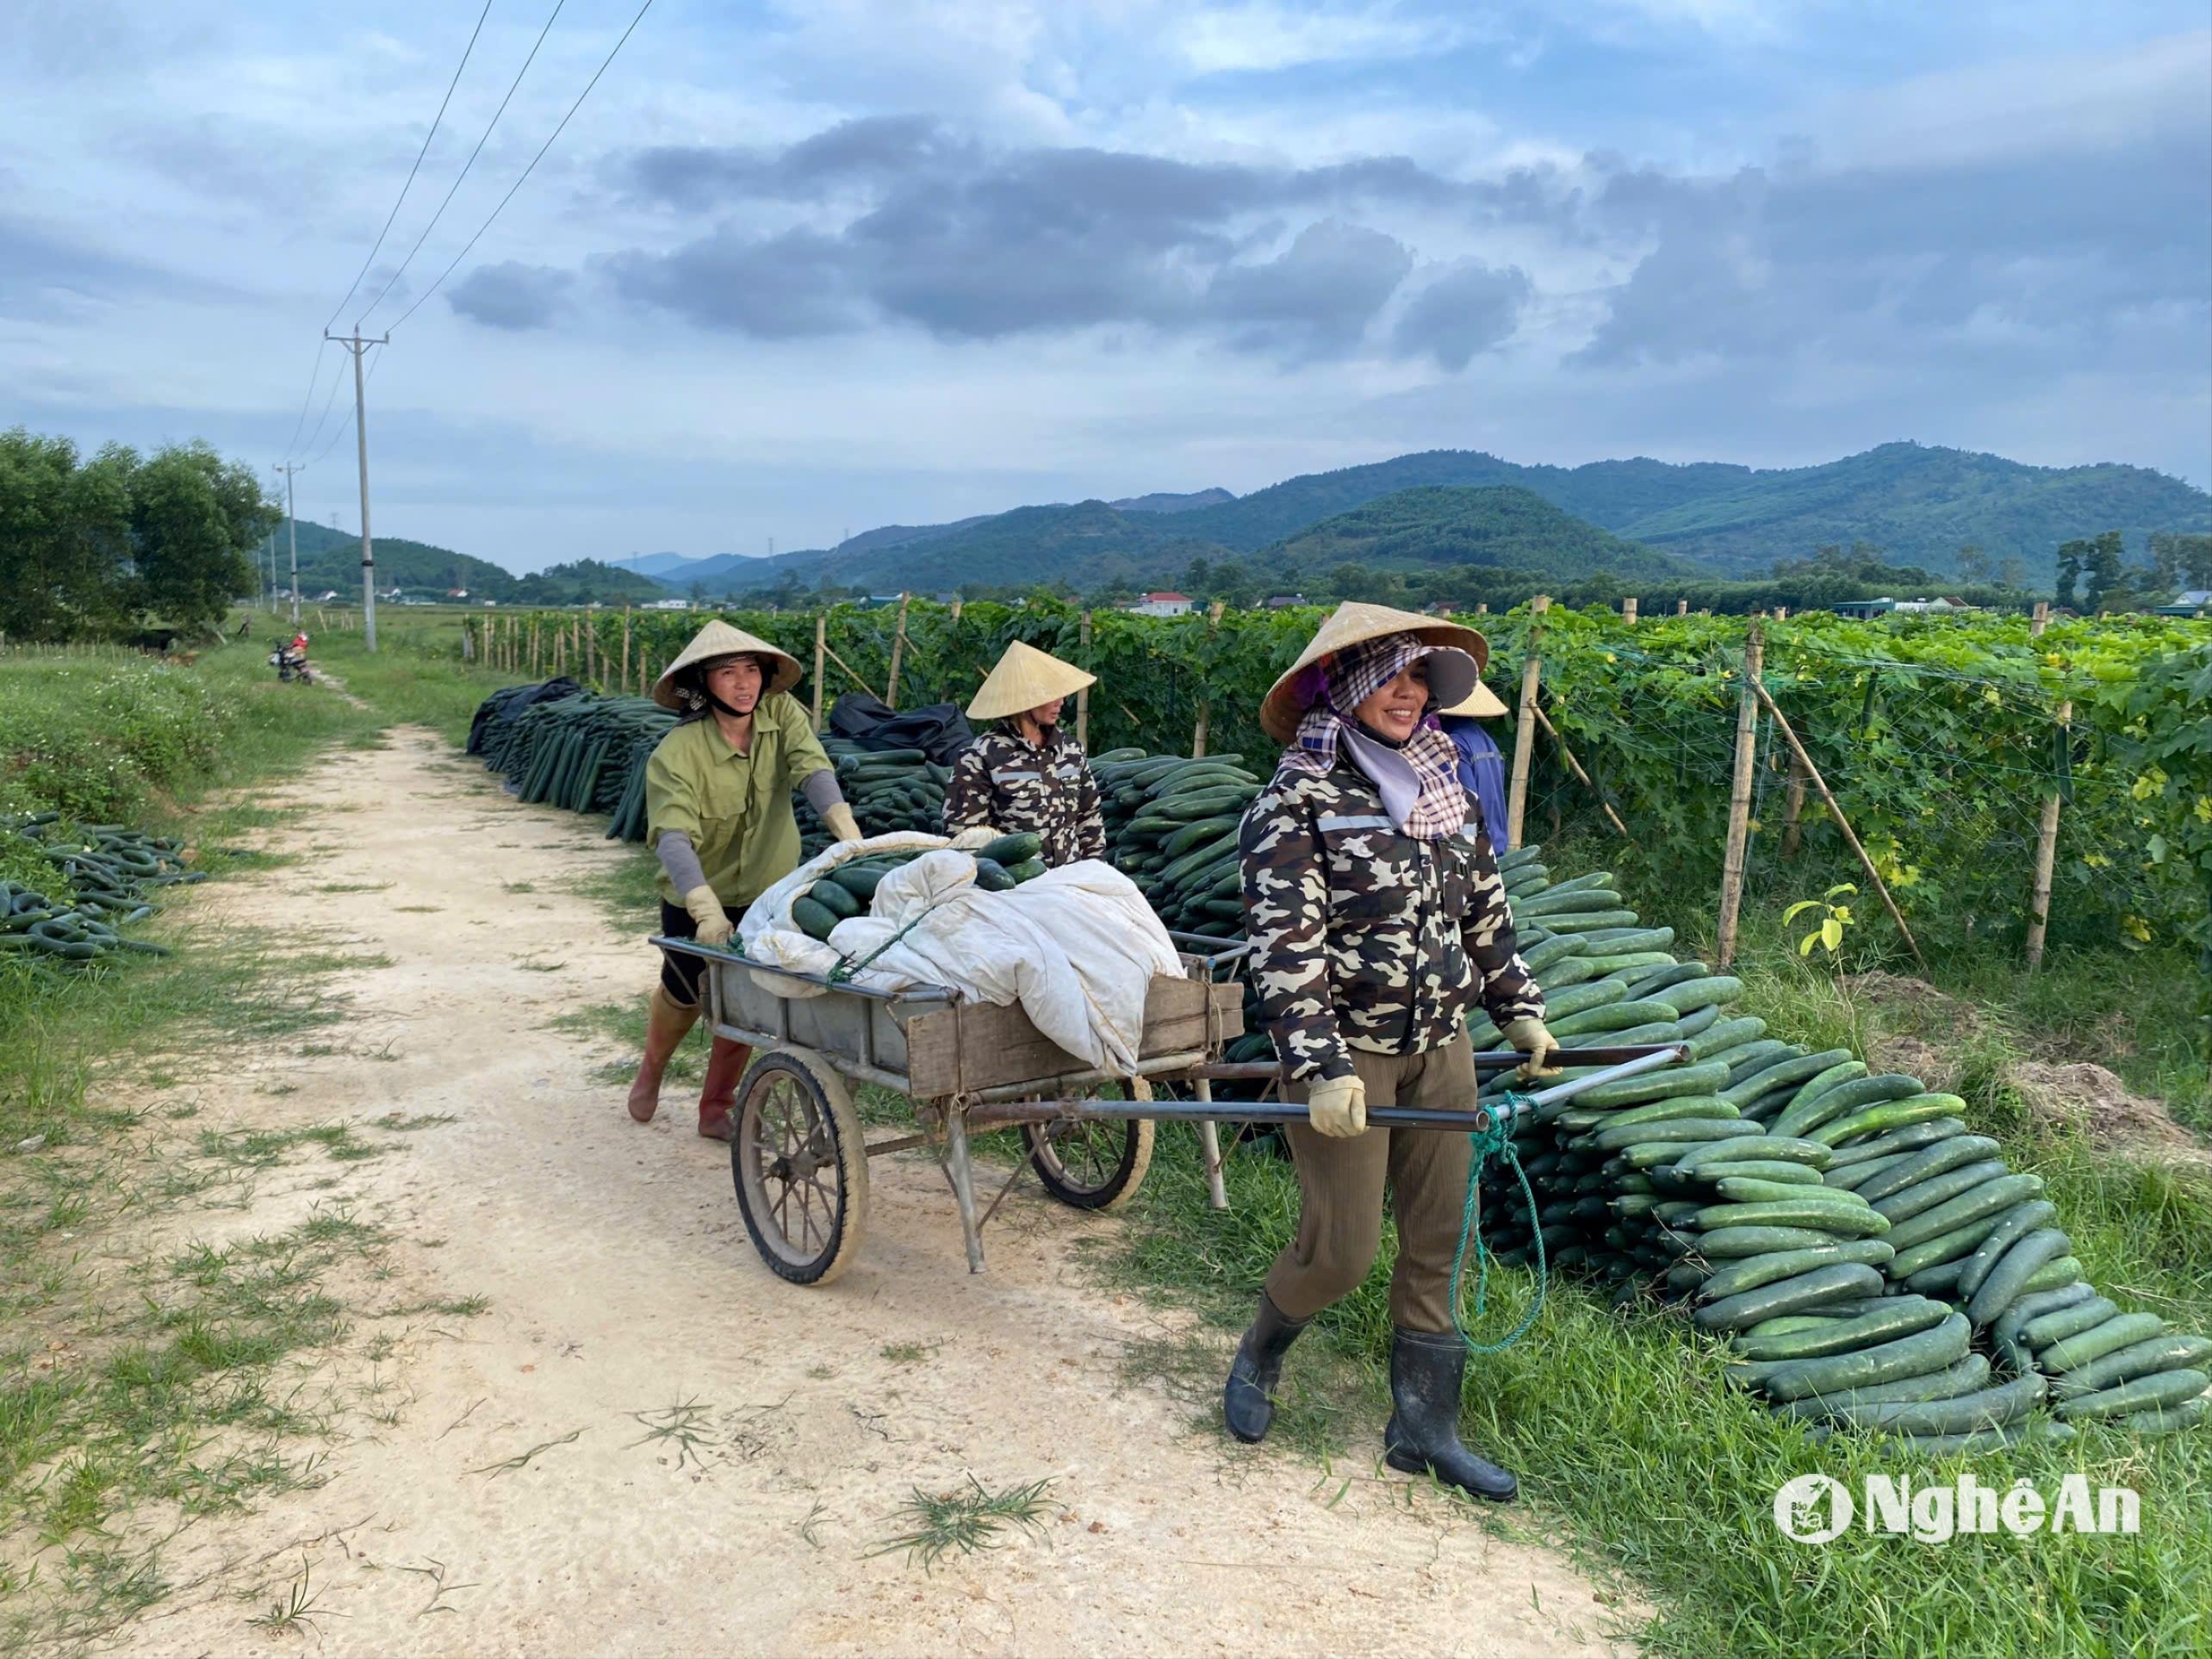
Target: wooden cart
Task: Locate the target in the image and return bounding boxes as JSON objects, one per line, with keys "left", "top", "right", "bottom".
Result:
{"left": 656, "top": 935, "right": 1247, "bottom": 1285}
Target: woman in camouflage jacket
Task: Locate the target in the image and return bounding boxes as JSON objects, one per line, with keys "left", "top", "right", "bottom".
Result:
{"left": 945, "top": 641, "right": 1108, "bottom": 867}
{"left": 1222, "top": 603, "right": 1559, "bottom": 1503}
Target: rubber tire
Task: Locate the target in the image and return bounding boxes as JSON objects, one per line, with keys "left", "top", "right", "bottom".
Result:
{"left": 1024, "top": 1114, "right": 1154, "bottom": 1212}
{"left": 731, "top": 1047, "right": 869, "bottom": 1286}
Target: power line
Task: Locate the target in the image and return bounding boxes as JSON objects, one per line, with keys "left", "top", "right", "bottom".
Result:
{"left": 280, "top": 339, "right": 336, "bottom": 462}
{"left": 354, "top": 0, "right": 570, "bottom": 327}
{"left": 302, "top": 345, "right": 386, "bottom": 469}
{"left": 392, "top": 0, "right": 657, "bottom": 331}
{"left": 324, "top": 0, "right": 497, "bottom": 332}
{"left": 294, "top": 346, "right": 355, "bottom": 465}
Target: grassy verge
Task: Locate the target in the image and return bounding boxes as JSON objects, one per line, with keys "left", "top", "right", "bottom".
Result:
{"left": 0, "top": 622, "right": 507, "bottom": 1650}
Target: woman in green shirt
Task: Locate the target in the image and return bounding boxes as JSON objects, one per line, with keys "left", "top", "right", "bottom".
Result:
{"left": 629, "top": 621, "right": 862, "bottom": 1140}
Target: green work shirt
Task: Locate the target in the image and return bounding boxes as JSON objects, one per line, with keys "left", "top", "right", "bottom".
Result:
{"left": 644, "top": 693, "right": 832, "bottom": 906}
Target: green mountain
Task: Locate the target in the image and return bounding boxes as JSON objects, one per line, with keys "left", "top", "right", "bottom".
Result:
{"left": 1606, "top": 443, "right": 2212, "bottom": 575}
{"left": 718, "top": 442, "right": 2208, "bottom": 595}
{"left": 271, "top": 519, "right": 520, "bottom": 600}
{"left": 1257, "top": 487, "right": 1700, "bottom": 581}
{"left": 269, "top": 520, "right": 664, "bottom": 605}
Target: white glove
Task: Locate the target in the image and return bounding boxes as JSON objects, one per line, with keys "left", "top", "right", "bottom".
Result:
{"left": 1305, "top": 1073, "right": 1367, "bottom": 1139}
{"left": 1502, "top": 1016, "right": 1561, "bottom": 1082}
{"left": 682, "top": 884, "right": 734, "bottom": 949}
{"left": 949, "top": 825, "right": 997, "bottom": 851}
{"left": 823, "top": 802, "right": 863, "bottom": 843}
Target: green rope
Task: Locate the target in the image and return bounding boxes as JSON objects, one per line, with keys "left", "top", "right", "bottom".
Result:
{"left": 1448, "top": 1091, "right": 1546, "bottom": 1357}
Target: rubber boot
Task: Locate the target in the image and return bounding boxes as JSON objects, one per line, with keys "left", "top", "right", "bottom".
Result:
{"left": 695, "top": 1037, "right": 753, "bottom": 1143}
{"left": 1222, "top": 1295, "right": 1309, "bottom": 1445}
{"left": 1382, "top": 1328, "right": 1517, "bottom": 1501}
{"left": 626, "top": 986, "right": 699, "bottom": 1124}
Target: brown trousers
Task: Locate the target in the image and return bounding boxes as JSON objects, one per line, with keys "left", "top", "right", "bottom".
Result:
{"left": 1264, "top": 1034, "right": 1478, "bottom": 1333}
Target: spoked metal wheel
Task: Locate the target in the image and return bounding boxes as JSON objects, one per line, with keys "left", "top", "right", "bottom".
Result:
{"left": 1024, "top": 1112, "right": 1153, "bottom": 1211}
{"left": 731, "top": 1048, "right": 869, "bottom": 1285}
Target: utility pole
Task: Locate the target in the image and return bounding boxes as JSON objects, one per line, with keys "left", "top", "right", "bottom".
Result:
{"left": 264, "top": 521, "right": 277, "bottom": 611}
{"left": 325, "top": 329, "right": 388, "bottom": 650}
{"left": 273, "top": 463, "right": 305, "bottom": 624}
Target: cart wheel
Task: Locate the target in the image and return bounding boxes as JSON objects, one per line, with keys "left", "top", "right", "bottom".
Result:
{"left": 731, "top": 1047, "right": 870, "bottom": 1286}
{"left": 1024, "top": 1115, "right": 1153, "bottom": 1211}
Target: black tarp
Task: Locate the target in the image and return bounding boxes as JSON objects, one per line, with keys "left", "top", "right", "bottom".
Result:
{"left": 826, "top": 693, "right": 973, "bottom": 763}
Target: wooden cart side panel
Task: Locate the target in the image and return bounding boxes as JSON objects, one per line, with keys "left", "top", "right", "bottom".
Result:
{"left": 900, "top": 977, "right": 1244, "bottom": 1098}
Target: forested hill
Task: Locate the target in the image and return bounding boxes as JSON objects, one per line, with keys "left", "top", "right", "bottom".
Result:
{"left": 710, "top": 441, "right": 2208, "bottom": 593}
{"left": 273, "top": 519, "right": 519, "bottom": 599}
{"left": 1257, "top": 487, "right": 1699, "bottom": 581}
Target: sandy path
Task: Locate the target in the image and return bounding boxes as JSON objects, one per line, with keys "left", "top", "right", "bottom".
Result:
{"left": 114, "top": 728, "right": 1634, "bottom": 1658}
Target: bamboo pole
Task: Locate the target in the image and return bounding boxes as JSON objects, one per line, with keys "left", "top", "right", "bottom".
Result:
{"left": 1780, "top": 751, "right": 1811, "bottom": 857}
{"left": 1751, "top": 679, "right": 1928, "bottom": 971}
{"left": 1505, "top": 595, "right": 1550, "bottom": 847}
{"left": 950, "top": 599, "right": 963, "bottom": 623}
{"left": 821, "top": 640, "right": 880, "bottom": 703}
{"left": 885, "top": 593, "right": 911, "bottom": 708}
{"left": 1076, "top": 610, "right": 1093, "bottom": 749}
{"left": 2030, "top": 600, "right": 2050, "bottom": 637}
{"left": 1476, "top": 601, "right": 1488, "bottom": 615}
{"left": 1714, "top": 623, "right": 1765, "bottom": 969}
{"left": 811, "top": 613, "right": 827, "bottom": 729}
{"left": 1622, "top": 597, "right": 1637, "bottom": 625}
{"left": 621, "top": 606, "right": 631, "bottom": 691}
{"left": 1531, "top": 705, "right": 1630, "bottom": 838}
{"left": 2024, "top": 699, "right": 2072, "bottom": 971}
{"left": 1190, "top": 600, "right": 1225, "bottom": 758}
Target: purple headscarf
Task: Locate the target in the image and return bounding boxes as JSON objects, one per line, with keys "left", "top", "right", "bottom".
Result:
{"left": 1279, "top": 633, "right": 1469, "bottom": 841}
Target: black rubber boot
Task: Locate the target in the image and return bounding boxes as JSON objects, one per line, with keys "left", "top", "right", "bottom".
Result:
{"left": 1382, "top": 1327, "right": 1518, "bottom": 1501}
{"left": 1223, "top": 1296, "right": 1309, "bottom": 1445}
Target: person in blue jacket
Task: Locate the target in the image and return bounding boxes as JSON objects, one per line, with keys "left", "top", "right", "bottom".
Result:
{"left": 1439, "top": 675, "right": 1513, "bottom": 850}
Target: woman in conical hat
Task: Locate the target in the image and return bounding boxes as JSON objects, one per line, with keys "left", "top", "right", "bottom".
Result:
{"left": 1222, "top": 602, "right": 1557, "bottom": 1503}
{"left": 1439, "top": 670, "right": 1513, "bottom": 852}
{"left": 627, "top": 620, "right": 863, "bottom": 1140}
{"left": 942, "top": 639, "right": 1107, "bottom": 869}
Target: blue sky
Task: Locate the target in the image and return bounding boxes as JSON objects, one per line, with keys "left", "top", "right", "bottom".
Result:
{"left": 3, "top": 1, "right": 2207, "bottom": 572}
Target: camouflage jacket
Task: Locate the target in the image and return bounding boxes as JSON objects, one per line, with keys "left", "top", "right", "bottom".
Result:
{"left": 944, "top": 725, "right": 1108, "bottom": 867}
{"left": 1240, "top": 759, "right": 1544, "bottom": 1083}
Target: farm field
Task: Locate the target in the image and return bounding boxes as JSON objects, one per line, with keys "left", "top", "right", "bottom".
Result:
{"left": 0, "top": 607, "right": 2205, "bottom": 1657}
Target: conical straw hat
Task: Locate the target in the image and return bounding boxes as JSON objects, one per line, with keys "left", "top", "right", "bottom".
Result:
{"left": 966, "top": 640, "right": 1096, "bottom": 720}
{"left": 1442, "top": 677, "right": 1509, "bottom": 718}
{"left": 1259, "top": 601, "right": 1488, "bottom": 743}
{"left": 652, "top": 619, "right": 803, "bottom": 709}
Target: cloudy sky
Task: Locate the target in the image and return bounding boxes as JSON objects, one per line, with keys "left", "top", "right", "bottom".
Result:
{"left": 4, "top": 2, "right": 2207, "bottom": 572}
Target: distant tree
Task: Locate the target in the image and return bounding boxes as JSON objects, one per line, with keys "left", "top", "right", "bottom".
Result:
{"left": 131, "top": 441, "right": 272, "bottom": 637}
{"left": 2053, "top": 537, "right": 2089, "bottom": 608}
{"left": 688, "top": 579, "right": 707, "bottom": 604}
{"left": 1955, "top": 544, "right": 1991, "bottom": 584}
{"left": 1182, "top": 554, "right": 1213, "bottom": 596}
{"left": 1997, "top": 553, "right": 2028, "bottom": 591}
{"left": 2150, "top": 531, "right": 2212, "bottom": 593}
{"left": 0, "top": 429, "right": 136, "bottom": 641}
{"left": 2080, "top": 531, "right": 2128, "bottom": 612}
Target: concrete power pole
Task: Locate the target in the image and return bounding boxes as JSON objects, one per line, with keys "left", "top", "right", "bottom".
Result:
{"left": 273, "top": 463, "right": 305, "bottom": 624}
{"left": 325, "top": 329, "right": 388, "bottom": 650}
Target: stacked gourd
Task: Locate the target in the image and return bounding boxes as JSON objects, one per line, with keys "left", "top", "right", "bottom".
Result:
{"left": 795, "top": 738, "right": 953, "bottom": 860}
{"left": 787, "top": 831, "right": 1047, "bottom": 941}
{"left": 1093, "top": 749, "right": 1258, "bottom": 941}
{"left": 1474, "top": 842, "right": 2209, "bottom": 1448}
{"left": 0, "top": 815, "right": 197, "bottom": 963}
{"left": 473, "top": 690, "right": 676, "bottom": 834}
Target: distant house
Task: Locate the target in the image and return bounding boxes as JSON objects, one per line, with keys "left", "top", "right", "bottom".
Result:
{"left": 1889, "top": 596, "right": 1977, "bottom": 614}
{"left": 1129, "top": 591, "right": 1195, "bottom": 617}
{"left": 446, "top": 587, "right": 469, "bottom": 600}
{"left": 2156, "top": 589, "right": 2212, "bottom": 618}
{"left": 643, "top": 598, "right": 692, "bottom": 612}
{"left": 1264, "top": 594, "right": 1305, "bottom": 610}
{"left": 1831, "top": 599, "right": 1894, "bottom": 619}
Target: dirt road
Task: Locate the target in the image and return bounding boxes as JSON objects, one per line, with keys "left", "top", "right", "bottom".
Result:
{"left": 114, "top": 729, "right": 1633, "bottom": 1656}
